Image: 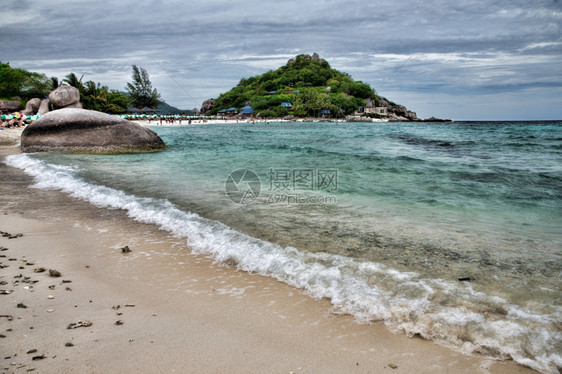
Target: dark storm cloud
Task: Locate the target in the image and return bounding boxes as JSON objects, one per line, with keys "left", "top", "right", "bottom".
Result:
{"left": 2, "top": 0, "right": 561, "bottom": 119}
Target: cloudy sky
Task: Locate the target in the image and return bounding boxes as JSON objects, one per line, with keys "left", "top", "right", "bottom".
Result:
{"left": 2, "top": 0, "right": 561, "bottom": 120}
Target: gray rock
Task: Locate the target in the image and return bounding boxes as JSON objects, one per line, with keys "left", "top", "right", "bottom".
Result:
{"left": 37, "top": 99, "right": 50, "bottom": 115}
{"left": 0, "top": 100, "right": 23, "bottom": 112}
{"left": 21, "top": 108, "right": 166, "bottom": 154}
{"left": 49, "top": 86, "right": 80, "bottom": 109}
{"left": 378, "top": 98, "right": 390, "bottom": 107}
{"left": 61, "top": 102, "right": 83, "bottom": 109}
{"left": 23, "top": 98, "right": 42, "bottom": 115}
{"left": 200, "top": 99, "right": 215, "bottom": 114}
{"left": 388, "top": 105, "right": 419, "bottom": 121}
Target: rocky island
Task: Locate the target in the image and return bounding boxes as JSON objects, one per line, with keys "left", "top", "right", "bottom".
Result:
{"left": 201, "top": 53, "right": 450, "bottom": 122}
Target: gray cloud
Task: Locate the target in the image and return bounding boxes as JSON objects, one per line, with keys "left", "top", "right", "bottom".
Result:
{"left": 1, "top": 0, "right": 560, "bottom": 119}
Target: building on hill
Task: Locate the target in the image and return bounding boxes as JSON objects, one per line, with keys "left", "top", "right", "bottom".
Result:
{"left": 363, "top": 99, "right": 387, "bottom": 116}
{"left": 281, "top": 102, "right": 292, "bottom": 109}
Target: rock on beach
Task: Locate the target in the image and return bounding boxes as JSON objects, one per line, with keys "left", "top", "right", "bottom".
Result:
{"left": 21, "top": 108, "right": 166, "bottom": 154}
{"left": 48, "top": 86, "right": 81, "bottom": 109}
{"left": 37, "top": 99, "right": 50, "bottom": 115}
{"left": 0, "top": 100, "right": 23, "bottom": 112}
{"left": 23, "top": 98, "right": 42, "bottom": 115}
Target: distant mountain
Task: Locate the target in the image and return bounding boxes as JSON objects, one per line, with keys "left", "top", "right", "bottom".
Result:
{"left": 157, "top": 102, "right": 196, "bottom": 115}
{"left": 201, "top": 53, "right": 420, "bottom": 121}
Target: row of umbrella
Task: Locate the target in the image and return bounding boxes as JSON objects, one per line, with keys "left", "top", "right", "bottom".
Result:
{"left": 1, "top": 114, "right": 41, "bottom": 121}
{"left": 1, "top": 114, "right": 217, "bottom": 121}
{"left": 118, "top": 114, "right": 214, "bottom": 119}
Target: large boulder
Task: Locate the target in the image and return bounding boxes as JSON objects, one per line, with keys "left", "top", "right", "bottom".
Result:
{"left": 0, "top": 100, "right": 23, "bottom": 112}
{"left": 49, "top": 86, "right": 80, "bottom": 109}
{"left": 21, "top": 108, "right": 166, "bottom": 154}
{"left": 388, "top": 105, "right": 420, "bottom": 121}
{"left": 23, "top": 98, "right": 42, "bottom": 115}
{"left": 378, "top": 98, "right": 390, "bottom": 107}
{"left": 200, "top": 99, "right": 215, "bottom": 114}
{"left": 37, "top": 99, "right": 50, "bottom": 115}
{"left": 61, "top": 102, "right": 83, "bottom": 109}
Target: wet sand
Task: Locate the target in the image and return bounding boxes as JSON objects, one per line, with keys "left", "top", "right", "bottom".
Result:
{"left": 0, "top": 148, "right": 538, "bottom": 373}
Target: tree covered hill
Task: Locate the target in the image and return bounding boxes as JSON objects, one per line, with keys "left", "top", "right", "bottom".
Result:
{"left": 203, "top": 53, "right": 418, "bottom": 120}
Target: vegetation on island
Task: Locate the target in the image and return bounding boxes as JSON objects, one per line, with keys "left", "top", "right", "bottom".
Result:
{"left": 0, "top": 63, "right": 167, "bottom": 114}
{"left": 207, "top": 53, "right": 396, "bottom": 118}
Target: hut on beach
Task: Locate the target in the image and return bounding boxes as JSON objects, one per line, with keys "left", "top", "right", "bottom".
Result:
{"left": 218, "top": 107, "right": 239, "bottom": 116}
{"left": 127, "top": 107, "right": 158, "bottom": 114}
{"left": 241, "top": 106, "right": 254, "bottom": 116}
{"left": 141, "top": 107, "right": 158, "bottom": 114}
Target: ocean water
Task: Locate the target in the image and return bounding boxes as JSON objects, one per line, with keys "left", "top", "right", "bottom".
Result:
{"left": 6, "top": 121, "right": 562, "bottom": 373}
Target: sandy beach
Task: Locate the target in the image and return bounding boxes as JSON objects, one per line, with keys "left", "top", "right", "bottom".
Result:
{"left": 0, "top": 127, "right": 24, "bottom": 147}
{"left": 0, "top": 143, "right": 538, "bottom": 373}
{"left": 129, "top": 117, "right": 388, "bottom": 127}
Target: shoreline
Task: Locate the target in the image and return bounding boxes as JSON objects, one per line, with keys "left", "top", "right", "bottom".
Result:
{"left": 0, "top": 148, "right": 539, "bottom": 373}
{"left": 130, "top": 118, "right": 386, "bottom": 126}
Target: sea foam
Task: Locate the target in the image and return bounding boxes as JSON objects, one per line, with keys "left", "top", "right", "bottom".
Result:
{"left": 5, "top": 153, "right": 561, "bottom": 374}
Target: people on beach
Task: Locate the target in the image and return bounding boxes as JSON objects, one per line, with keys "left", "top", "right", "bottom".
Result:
{"left": 1, "top": 111, "right": 25, "bottom": 128}
{"left": 13, "top": 111, "right": 23, "bottom": 127}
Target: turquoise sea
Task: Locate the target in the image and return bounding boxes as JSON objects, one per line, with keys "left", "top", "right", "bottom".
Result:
{"left": 6, "top": 121, "right": 562, "bottom": 373}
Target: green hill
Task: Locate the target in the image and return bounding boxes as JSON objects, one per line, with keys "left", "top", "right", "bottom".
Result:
{"left": 203, "top": 53, "right": 415, "bottom": 119}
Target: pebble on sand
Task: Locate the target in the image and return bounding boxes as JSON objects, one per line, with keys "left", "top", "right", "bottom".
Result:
{"left": 48, "top": 269, "right": 61, "bottom": 277}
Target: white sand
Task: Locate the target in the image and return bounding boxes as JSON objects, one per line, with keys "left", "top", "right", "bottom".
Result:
{"left": 0, "top": 127, "right": 23, "bottom": 147}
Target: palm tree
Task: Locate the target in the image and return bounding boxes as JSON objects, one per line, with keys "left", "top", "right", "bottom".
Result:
{"left": 49, "top": 77, "right": 60, "bottom": 91}
{"left": 62, "top": 73, "right": 84, "bottom": 94}
{"left": 82, "top": 81, "right": 110, "bottom": 111}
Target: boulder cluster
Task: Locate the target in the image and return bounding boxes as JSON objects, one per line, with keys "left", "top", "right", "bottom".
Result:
{"left": 0, "top": 86, "right": 83, "bottom": 117}
{"left": 200, "top": 99, "right": 216, "bottom": 115}
{"left": 286, "top": 52, "right": 326, "bottom": 65}
{"left": 30, "top": 85, "right": 83, "bottom": 116}
{"left": 0, "top": 85, "right": 167, "bottom": 154}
